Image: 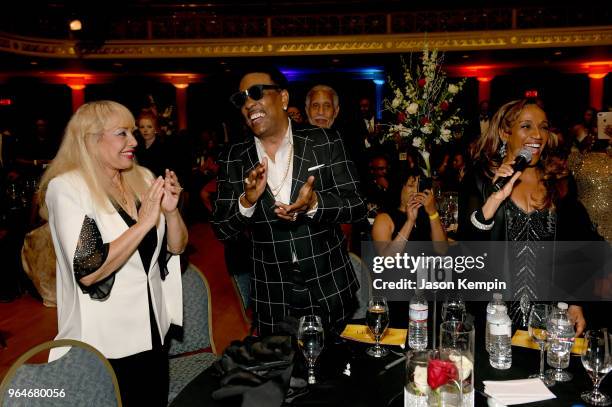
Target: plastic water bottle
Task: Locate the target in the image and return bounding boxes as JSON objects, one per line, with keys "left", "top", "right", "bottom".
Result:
{"left": 408, "top": 293, "right": 428, "bottom": 350}
{"left": 488, "top": 305, "right": 512, "bottom": 369}
{"left": 485, "top": 293, "right": 505, "bottom": 353}
{"left": 547, "top": 302, "right": 575, "bottom": 378}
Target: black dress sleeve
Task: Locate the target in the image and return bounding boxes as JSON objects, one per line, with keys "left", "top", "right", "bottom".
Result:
{"left": 73, "top": 215, "right": 113, "bottom": 300}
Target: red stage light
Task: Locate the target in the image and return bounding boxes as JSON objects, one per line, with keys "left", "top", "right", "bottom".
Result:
{"left": 0, "top": 98, "right": 13, "bottom": 106}
{"left": 525, "top": 90, "right": 538, "bottom": 98}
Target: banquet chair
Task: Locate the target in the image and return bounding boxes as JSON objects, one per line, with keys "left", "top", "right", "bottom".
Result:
{"left": 230, "top": 271, "right": 251, "bottom": 312}
{"left": 167, "top": 265, "right": 217, "bottom": 405}
{"left": 0, "top": 339, "right": 121, "bottom": 407}
{"left": 349, "top": 252, "right": 372, "bottom": 319}
{"left": 21, "top": 222, "right": 57, "bottom": 307}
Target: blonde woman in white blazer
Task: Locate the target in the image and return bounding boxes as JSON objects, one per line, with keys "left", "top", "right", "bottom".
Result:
{"left": 38, "top": 101, "right": 187, "bottom": 407}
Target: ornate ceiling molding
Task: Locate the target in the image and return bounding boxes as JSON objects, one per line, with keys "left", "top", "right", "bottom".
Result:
{"left": 1, "top": 26, "right": 610, "bottom": 58}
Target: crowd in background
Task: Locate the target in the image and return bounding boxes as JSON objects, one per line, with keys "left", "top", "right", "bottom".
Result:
{"left": 0, "top": 84, "right": 610, "bottom": 301}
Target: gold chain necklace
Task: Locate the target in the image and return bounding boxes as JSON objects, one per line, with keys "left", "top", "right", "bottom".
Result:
{"left": 269, "top": 144, "right": 293, "bottom": 198}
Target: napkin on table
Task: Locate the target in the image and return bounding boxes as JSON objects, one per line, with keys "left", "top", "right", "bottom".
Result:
{"left": 340, "top": 324, "right": 407, "bottom": 346}
{"left": 483, "top": 378, "right": 556, "bottom": 405}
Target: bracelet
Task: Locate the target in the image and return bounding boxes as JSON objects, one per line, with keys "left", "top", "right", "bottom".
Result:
{"left": 396, "top": 232, "right": 409, "bottom": 241}
{"left": 240, "top": 192, "right": 255, "bottom": 206}
{"left": 470, "top": 210, "right": 494, "bottom": 230}
{"left": 428, "top": 211, "right": 440, "bottom": 221}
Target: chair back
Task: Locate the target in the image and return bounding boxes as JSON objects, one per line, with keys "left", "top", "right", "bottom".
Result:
{"left": 0, "top": 339, "right": 121, "bottom": 407}
{"left": 168, "top": 265, "right": 214, "bottom": 356}
{"left": 21, "top": 223, "right": 57, "bottom": 307}
{"left": 349, "top": 252, "right": 372, "bottom": 319}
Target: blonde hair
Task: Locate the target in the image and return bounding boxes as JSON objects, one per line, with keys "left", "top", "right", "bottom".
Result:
{"left": 39, "top": 100, "right": 150, "bottom": 219}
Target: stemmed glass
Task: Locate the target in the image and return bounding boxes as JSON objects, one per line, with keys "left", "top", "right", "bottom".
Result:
{"left": 441, "top": 296, "right": 466, "bottom": 323}
{"left": 366, "top": 296, "right": 389, "bottom": 357}
{"left": 297, "top": 315, "right": 325, "bottom": 385}
{"left": 581, "top": 329, "right": 612, "bottom": 406}
{"left": 528, "top": 304, "right": 555, "bottom": 387}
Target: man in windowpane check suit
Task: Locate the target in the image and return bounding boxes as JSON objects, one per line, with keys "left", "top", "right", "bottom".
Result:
{"left": 213, "top": 67, "right": 366, "bottom": 335}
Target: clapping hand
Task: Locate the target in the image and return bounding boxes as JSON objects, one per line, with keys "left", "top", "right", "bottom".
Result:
{"left": 275, "top": 176, "right": 317, "bottom": 221}
{"left": 138, "top": 176, "right": 164, "bottom": 230}
{"left": 242, "top": 158, "right": 268, "bottom": 207}
{"left": 161, "top": 169, "right": 183, "bottom": 214}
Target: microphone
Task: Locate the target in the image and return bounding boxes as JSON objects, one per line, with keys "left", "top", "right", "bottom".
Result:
{"left": 492, "top": 148, "right": 533, "bottom": 192}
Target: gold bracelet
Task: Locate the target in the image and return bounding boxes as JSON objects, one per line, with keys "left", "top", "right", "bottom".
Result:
{"left": 428, "top": 212, "right": 440, "bottom": 221}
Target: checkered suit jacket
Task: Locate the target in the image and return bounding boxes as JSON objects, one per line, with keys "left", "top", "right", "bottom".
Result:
{"left": 212, "top": 126, "right": 367, "bottom": 333}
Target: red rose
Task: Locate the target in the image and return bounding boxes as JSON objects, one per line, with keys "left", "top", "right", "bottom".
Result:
{"left": 427, "top": 359, "right": 458, "bottom": 390}
{"left": 397, "top": 112, "right": 407, "bottom": 122}
{"left": 439, "top": 101, "right": 449, "bottom": 111}
{"left": 418, "top": 78, "right": 427, "bottom": 88}
{"left": 420, "top": 117, "right": 430, "bottom": 125}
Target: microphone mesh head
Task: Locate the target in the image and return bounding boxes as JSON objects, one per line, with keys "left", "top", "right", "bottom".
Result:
{"left": 517, "top": 148, "right": 533, "bottom": 162}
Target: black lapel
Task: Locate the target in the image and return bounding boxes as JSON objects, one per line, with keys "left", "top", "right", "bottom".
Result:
{"left": 242, "top": 138, "right": 259, "bottom": 173}
{"left": 290, "top": 129, "right": 310, "bottom": 203}
{"left": 242, "top": 136, "right": 276, "bottom": 207}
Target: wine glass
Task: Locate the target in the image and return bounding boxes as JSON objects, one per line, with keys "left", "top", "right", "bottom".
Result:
{"left": 441, "top": 296, "right": 466, "bottom": 323}
{"left": 297, "top": 315, "right": 325, "bottom": 385}
{"left": 366, "top": 296, "right": 389, "bottom": 358}
{"left": 581, "top": 329, "right": 612, "bottom": 406}
{"left": 528, "top": 304, "right": 555, "bottom": 387}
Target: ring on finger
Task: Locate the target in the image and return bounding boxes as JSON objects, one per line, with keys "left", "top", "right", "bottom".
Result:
{"left": 291, "top": 213, "right": 297, "bottom": 221}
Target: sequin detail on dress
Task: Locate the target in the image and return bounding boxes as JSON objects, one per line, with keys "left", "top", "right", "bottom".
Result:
{"left": 506, "top": 199, "right": 556, "bottom": 327}
{"left": 73, "top": 215, "right": 112, "bottom": 300}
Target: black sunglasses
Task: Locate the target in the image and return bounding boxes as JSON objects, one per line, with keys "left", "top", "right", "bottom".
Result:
{"left": 230, "top": 84, "right": 281, "bottom": 108}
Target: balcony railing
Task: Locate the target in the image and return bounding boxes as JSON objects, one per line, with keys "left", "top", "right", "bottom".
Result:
{"left": 1, "top": 6, "right": 610, "bottom": 40}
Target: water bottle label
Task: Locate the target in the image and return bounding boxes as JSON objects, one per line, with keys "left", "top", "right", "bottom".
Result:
{"left": 409, "top": 306, "right": 428, "bottom": 322}
{"left": 490, "top": 322, "right": 511, "bottom": 336}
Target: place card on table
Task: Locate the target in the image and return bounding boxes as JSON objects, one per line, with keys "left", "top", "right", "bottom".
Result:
{"left": 483, "top": 378, "right": 556, "bottom": 405}
{"left": 340, "top": 324, "right": 407, "bottom": 346}
{"left": 511, "top": 330, "right": 586, "bottom": 354}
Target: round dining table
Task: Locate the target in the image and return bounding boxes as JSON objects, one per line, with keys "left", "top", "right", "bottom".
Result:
{"left": 170, "top": 321, "right": 612, "bottom": 407}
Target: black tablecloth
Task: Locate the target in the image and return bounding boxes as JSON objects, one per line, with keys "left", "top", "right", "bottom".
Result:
{"left": 170, "top": 327, "right": 612, "bottom": 407}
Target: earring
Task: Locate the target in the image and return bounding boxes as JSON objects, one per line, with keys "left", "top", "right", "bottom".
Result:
{"left": 499, "top": 141, "right": 506, "bottom": 158}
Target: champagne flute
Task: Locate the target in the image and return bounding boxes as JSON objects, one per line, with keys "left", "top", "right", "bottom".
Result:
{"left": 366, "top": 296, "right": 389, "bottom": 357}
{"left": 581, "top": 329, "right": 612, "bottom": 406}
{"left": 297, "top": 315, "right": 325, "bottom": 385}
{"left": 528, "top": 304, "right": 555, "bottom": 387}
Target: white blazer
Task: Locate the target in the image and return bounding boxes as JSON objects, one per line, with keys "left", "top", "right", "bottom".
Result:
{"left": 46, "top": 170, "right": 182, "bottom": 360}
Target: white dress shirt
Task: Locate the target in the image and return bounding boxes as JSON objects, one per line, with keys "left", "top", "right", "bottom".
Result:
{"left": 239, "top": 120, "right": 317, "bottom": 218}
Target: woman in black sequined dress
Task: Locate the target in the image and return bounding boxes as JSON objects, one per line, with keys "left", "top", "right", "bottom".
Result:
{"left": 458, "top": 99, "right": 604, "bottom": 335}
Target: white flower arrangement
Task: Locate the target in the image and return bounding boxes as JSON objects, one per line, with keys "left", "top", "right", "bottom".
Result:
{"left": 384, "top": 48, "right": 468, "bottom": 165}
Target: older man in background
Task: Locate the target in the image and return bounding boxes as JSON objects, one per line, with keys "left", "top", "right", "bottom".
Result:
{"left": 305, "top": 84, "right": 340, "bottom": 129}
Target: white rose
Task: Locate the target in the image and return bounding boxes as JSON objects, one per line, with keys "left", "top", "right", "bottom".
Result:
{"left": 407, "top": 103, "right": 419, "bottom": 115}
{"left": 391, "top": 97, "right": 401, "bottom": 109}
{"left": 421, "top": 125, "right": 433, "bottom": 135}
{"left": 448, "top": 84, "right": 459, "bottom": 94}
{"left": 412, "top": 137, "right": 424, "bottom": 149}
{"left": 413, "top": 365, "right": 429, "bottom": 394}
{"left": 400, "top": 128, "right": 413, "bottom": 138}
{"left": 449, "top": 354, "right": 473, "bottom": 381}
